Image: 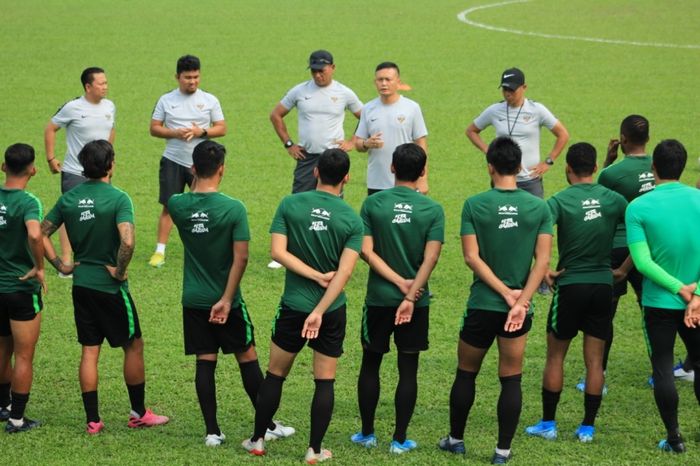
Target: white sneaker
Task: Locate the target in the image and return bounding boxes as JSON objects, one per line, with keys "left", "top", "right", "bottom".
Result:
{"left": 265, "top": 420, "right": 295, "bottom": 441}
{"left": 304, "top": 447, "right": 332, "bottom": 464}
{"left": 267, "top": 260, "right": 283, "bottom": 269}
{"left": 205, "top": 432, "right": 226, "bottom": 446}
{"left": 242, "top": 437, "right": 265, "bottom": 456}
{"left": 673, "top": 362, "right": 695, "bottom": 382}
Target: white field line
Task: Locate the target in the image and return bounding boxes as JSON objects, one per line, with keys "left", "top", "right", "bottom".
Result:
{"left": 457, "top": 0, "right": 700, "bottom": 50}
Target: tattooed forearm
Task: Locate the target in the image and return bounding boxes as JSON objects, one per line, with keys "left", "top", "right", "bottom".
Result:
{"left": 116, "top": 222, "right": 135, "bottom": 277}
{"left": 40, "top": 219, "right": 59, "bottom": 237}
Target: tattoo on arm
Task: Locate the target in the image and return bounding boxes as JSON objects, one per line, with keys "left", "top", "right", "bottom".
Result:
{"left": 116, "top": 222, "right": 135, "bottom": 277}
{"left": 40, "top": 219, "right": 59, "bottom": 237}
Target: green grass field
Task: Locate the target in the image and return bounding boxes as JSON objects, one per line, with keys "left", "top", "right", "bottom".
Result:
{"left": 2, "top": 0, "right": 700, "bottom": 464}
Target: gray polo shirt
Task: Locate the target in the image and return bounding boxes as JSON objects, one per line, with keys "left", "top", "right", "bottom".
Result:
{"left": 355, "top": 95, "right": 428, "bottom": 190}
{"left": 280, "top": 79, "right": 362, "bottom": 154}
{"left": 473, "top": 98, "right": 557, "bottom": 182}
{"left": 51, "top": 96, "right": 116, "bottom": 176}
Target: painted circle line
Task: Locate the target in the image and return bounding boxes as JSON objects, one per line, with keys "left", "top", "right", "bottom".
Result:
{"left": 457, "top": 0, "right": 700, "bottom": 50}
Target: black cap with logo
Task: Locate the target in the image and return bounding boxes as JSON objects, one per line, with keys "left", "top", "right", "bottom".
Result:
{"left": 499, "top": 67, "right": 525, "bottom": 90}
{"left": 308, "top": 50, "right": 334, "bottom": 70}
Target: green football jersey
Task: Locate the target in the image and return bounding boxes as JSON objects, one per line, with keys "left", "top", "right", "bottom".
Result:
{"left": 360, "top": 186, "right": 445, "bottom": 307}
{"left": 270, "top": 190, "right": 363, "bottom": 313}
{"left": 169, "top": 192, "right": 250, "bottom": 309}
{"left": 547, "top": 183, "right": 627, "bottom": 286}
{"left": 0, "top": 188, "right": 43, "bottom": 293}
{"left": 626, "top": 182, "right": 700, "bottom": 310}
{"left": 597, "top": 155, "right": 654, "bottom": 248}
{"left": 45, "top": 180, "right": 133, "bottom": 294}
{"left": 460, "top": 188, "right": 553, "bottom": 313}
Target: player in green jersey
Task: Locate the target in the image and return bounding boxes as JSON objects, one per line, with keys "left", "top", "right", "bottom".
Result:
{"left": 168, "top": 140, "right": 293, "bottom": 446}
{"left": 351, "top": 143, "right": 444, "bottom": 453}
{"left": 0, "top": 144, "right": 45, "bottom": 433}
{"left": 41, "top": 140, "right": 168, "bottom": 434}
{"left": 242, "top": 149, "right": 363, "bottom": 464}
{"left": 439, "top": 137, "right": 552, "bottom": 464}
{"left": 525, "top": 143, "right": 627, "bottom": 443}
{"left": 625, "top": 140, "right": 700, "bottom": 454}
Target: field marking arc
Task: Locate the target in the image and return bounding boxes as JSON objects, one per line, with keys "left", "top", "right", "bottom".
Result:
{"left": 457, "top": 0, "right": 700, "bottom": 50}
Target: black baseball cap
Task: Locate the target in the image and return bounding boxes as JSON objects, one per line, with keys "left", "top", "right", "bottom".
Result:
{"left": 308, "top": 50, "right": 333, "bottom": 70}
{"left": 499, "top": 68, "right": 525, "bottom": 90}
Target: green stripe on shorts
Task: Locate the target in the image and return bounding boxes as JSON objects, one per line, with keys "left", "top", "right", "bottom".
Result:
{"left": 361, "top": 303, "right": 370, "bottom": 344}
{"left": 550, "top": 285, "right": 559, "bottom": 333}
{"left": 120, "top": 285, "right": 135, "bottom": 338}
{"left": 32, "top": 294, "right": 40, "bottom": 314}
{"left": 240, "top": 300, "right": 253, "bottom": 345}
{"left": 271, "top": 304, "right": 282, "bottom": 337}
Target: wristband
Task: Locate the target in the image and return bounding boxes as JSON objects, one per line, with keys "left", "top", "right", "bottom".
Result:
{"left": 47, "top": 157, "right": 55, "bottom": 163}
{"left": 403, "top": 296, "right": 416, "bottom": 303}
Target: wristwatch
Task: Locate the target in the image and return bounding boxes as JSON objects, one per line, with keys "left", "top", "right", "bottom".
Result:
{"left": 201, "top": 128, "right": 208, "bottom": 138}
{"left": 284, "top": 139, "right": 294, "bottom": 149}
{"left": 544, "top": 156, "right": 554, "bottom": 166}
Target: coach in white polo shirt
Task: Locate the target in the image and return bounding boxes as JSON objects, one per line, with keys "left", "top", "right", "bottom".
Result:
{"left": 44, "top": 67, "right": 116, "bottom": 268}
{"left": 148, "top": 55, "right": 226, "bottom": 268}
{"left": 466, "top": 68, "right": 569, "bottom": 197}
{"left": 355, "top": 62, "right": 428, "bottom": 195}
{"left": 270, "top": 50, "right": 362, "bottom": 194}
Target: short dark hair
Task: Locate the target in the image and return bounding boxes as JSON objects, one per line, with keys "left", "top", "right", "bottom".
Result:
{"left": 79, "top": 140, "right": 115, "bottom": 179}
{"left": 81, "top": 67, "right": 105, "bottom": 90}
{"left": 393, "top": 143, "right": 426, "bottom": 182}
{"left": 317, "top": 149, "right": 350, "bottom": 186}
{"left": 486, "top": 137, "right": 521, "bottom": 175}
{"left": 192, "top": 140, "right": 226, "bottom": 178}
{"left": 177, "top": 55, "right": 200, "bottom": 74}
{"left": 620, "top": 114, "right": 649, "bottom": 145}
{"left": 4, "top": 143, "right": 35, "bottom": 175}
{"left": 566, "top": 142, "right": 597, "bottom": 177}
{"left": 375, "top": 61, "right": 400, "bottom": 75}
{"left": 653, "top": 139, "right": 687, "bottom": 180}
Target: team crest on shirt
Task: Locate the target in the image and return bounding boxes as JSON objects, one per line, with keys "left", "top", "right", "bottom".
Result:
{"left": 309, "top": 208, "right": 331, "bottom": 231}
{"left": 105, "top": 114, "right": 112, "bottom": 120}
{"left": 397, "top": 115, "right": 406, "bottom": 124}
{"left": 392, "top": 203, "right": 413, "bottom": 224}
{"left": 638, "top": 172, "right": 654, "bottom": 193}
{"left": 522, "top": 114, "right": 533, "bottom": 123}
{"left": 196, "top": 104, "right": 205, "bottom": 111}
{"left": 190, "top": 211, "right": 209, "bottom": 234}
{"left": 582, "top": 198, "right": 602, "bottom": 221}
{"left": 498, "top": 205, "right": 518, "bottom": 215}
{"left": 330, "top": 96, "right": 338, "bottom": 103}
{"left": 497, "top": 205, "right": 518, "bottom": 229}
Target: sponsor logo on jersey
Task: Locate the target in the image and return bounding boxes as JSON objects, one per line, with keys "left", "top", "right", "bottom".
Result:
{"left": 191, "top": 223, "right": 209, "bottom": 234}
{"left": 304, "top": 96, "right": 312, "bottom": 100}
{"left": 581, "top": 198, "right": 600, "bottom": 208}
{"left": 639, "top": 182, "right": 654, "bottom": 193}
{"left": 498, "top": 205, "right": 518, "bottom": 215}
{"left": 80, "top": 115, "right": 88, "bottom": 119}
{"left": 393, "top": 202, "right": 413, "bottom": 213}
{"left": 397, "top": 115, "right": 406, "bottom": 124}
{"left": 0, "top": 217, "right": 6, "bottom": 227}
{"left": 639, "top": 172, "right": 654, "bottom": 182}
{"left": 190, "top": 211, "right": 209, "bottom": 221}
{"left": 584, "top": 209, "right": 602, "bottom": 221}
{"left": 0, "top": 204, "right": 6, "bottom": 225}
{"left": 392, "top": 213, "right": 411, "bottom": 224}
{"left": 79, "top": 210, "right": 95, "bottom": 222}
{"left": 0, "top": 204, "right": 6, "bottom": 214}
{"left": 78, "top": 199, "right": 95, "bottom": 208}
{"left": 369, "top": 117, "right": 378, "bottom": 122}
{"left": 498, "top": 218, "right": 518, "bottom": 229}
{"left": 311, "top": 208, "right": 331, "bottom": 220}
{"left": 309, "top": 220, "right": 328, "bottom": 231}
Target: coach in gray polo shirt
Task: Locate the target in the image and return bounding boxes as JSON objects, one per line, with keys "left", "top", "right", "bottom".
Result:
{"left": 355, "top": 62, "right": 429, "bottom": 195}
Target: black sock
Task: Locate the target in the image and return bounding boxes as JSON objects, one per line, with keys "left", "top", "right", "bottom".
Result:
{"left": 9, "top": 391, "right": 29, "bottom": 420}
{"left": 82, "top": 391, "right": 100, "bottom": 423}
{"left": 239, "top": 359, "right": 276, "bottom": 430}
{"left": 0, "top": 382, "right": 10, "bottom": 407}
{"left": 449, "top": 369, "right": 477, "bottom": 440}
{"left": 542, "top": 388, "right": 561, "bottom": 422}
{"left": 582, "top": 393, "right": 602, "bottom": 426}
{"left": 310, "top": 379, "right": 335, "bottom": 454}
{"left": 394, "top": 352, "right": 419, "bottom": 443}
{"left": 357, "top": 349, "right": 382, "bottom": 436}
{"left": 252, "top": 372, "right": 285, "bottom": 441}
{"left": 126, "top": 382, "right": 146, "bottom": 417}
{"left": 196, "top": 360, "right": 219, "bottom": 436}
{"left": 497, "top": 374, "right": 522, "bottom": 450}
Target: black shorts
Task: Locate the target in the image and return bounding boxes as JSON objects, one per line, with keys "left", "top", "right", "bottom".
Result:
{"left": 183, "top": 302, "right": 256, "bottom": 355}
{"left": 547, "top": 283, "right": 613, "bottom": 340}
{"left": 61, "top": 171, "right": 87, "bottom": 193}
{"left": 292, "top": 151, "right": 320, "bottom": 194}
{"left": 159, "top": 157, "right": 194, "bottom": 205}
{"left": 611, "top": 247, "right": 643, "bottom": 299}
{"left": 271, "top": 304, "right": 346, "bottom": 358}
{"left": 0, "top": 292, "right": 43, "bottom": 336}
{"left": 459, "top": 308, "right": 532, "bottom": 349}
{"left": 72, "top": 286, "right": 142, "bottom": 348}
{"left": 361, "top": 304, "right": 429, "bottom": 353}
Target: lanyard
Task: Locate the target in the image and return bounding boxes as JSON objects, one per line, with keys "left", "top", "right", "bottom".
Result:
{"left": 506, "top": 103, "right": 524, "bottom": 137}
